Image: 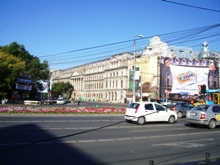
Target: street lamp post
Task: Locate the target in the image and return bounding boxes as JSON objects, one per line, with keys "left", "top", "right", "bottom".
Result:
{"left": 133, "top": 35, "right": 143, "bottom": 103}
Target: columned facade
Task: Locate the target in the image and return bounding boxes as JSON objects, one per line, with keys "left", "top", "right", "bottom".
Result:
{"left": 51, "top": 52, "right": 132, "bottom": 103}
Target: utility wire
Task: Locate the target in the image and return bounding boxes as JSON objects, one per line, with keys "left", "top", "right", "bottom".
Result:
{"left": 40, "top": 23, "right": 220, "bottom": 69}
{"left": 162, "top": 0, "right": 220, "bottom": 13}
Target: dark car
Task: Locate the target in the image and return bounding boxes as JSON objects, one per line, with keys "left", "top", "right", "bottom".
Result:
{"left": 171, "top": 101, "right": 195, "bottom": 118}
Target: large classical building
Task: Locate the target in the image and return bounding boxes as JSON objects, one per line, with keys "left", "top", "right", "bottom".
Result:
{"left": 51, "top": 52, "right": 133, "bottom": 103}
{"left": 51, "top": 36, "right": 219, "bottom": 103}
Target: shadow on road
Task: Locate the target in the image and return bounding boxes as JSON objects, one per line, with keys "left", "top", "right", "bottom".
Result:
{"left": 0, "top": 123, "right": 105, "bottom": 165}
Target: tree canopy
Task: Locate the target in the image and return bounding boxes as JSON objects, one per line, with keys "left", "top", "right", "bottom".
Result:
{"left": 0, "top": 42, "right": 50, "bottom": 99}
{"left": 52, "top": 82, "right": 73, "bottom": 99}
{"left": 0, "top": 51, "right": 26, "bottom": 98}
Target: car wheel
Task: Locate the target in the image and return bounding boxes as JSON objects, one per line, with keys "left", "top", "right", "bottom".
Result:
{"left": 208, "top": 119, "right": 216, "bottom": 129}
{"left": 137, "top": 117, "right": 145, "bottom": 125}
{"left": 177, "top": 112, "right": 182, "bottom": 118}
{"left": 168, "top": 116, "right": 175, "bottom": 124}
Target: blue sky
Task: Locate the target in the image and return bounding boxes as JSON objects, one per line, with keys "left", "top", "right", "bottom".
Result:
{"left": 1, "top": 0, "right": 220, "bottom": 70}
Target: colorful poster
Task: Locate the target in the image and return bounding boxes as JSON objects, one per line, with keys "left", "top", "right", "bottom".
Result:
{"left": 16, "top": 84, "right": 32, "bottom": 91}
{"left": 159, "top": 57, "right": 219, "bottom": 98}
{"left": 170, "top": 65, "right": 209, "bottom": 94}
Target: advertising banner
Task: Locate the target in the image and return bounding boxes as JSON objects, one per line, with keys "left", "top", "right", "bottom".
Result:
{"left": 170, "top": 65, "right": 209, "bottom": 94}
{"left": 19, "top": 72, "right": 32, "bottom": 79}
{"left": 16, "top": 84, "right": 32, "bottom": 91}
{"left": 17, "top": 78, "right": 34, "bottom": 84}
{"left": 159, "top": 57, "right": 219, "bottom": 99}
{"left": 129, "top": 67, "right": 140, "bottom": 90}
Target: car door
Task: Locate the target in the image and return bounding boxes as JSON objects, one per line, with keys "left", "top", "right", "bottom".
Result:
{"left": 182, "top": 103, "right": 192, "bottom": 116}
{"left": 212, "top": 105, "right": 220, "bottom": 125}
{"left": 144, "top": 103, "right": 158, "bottom": 122}
{"left": 154, "top": 104, "right": 168, "bottom": 121}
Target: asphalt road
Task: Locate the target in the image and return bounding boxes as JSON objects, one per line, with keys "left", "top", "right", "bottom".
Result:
{"left": 0, "top": 115, "right": 220, "bottom": 165}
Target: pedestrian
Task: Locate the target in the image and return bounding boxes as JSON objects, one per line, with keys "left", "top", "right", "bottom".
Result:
{"left": 215, "top": 97, "right": 218, "bottom": 104}
{"left": 77, "top": 98, "right": 81, "bottom": 105}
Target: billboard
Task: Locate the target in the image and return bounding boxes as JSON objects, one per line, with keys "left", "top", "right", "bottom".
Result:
{"left": 129, "top": 67, "right": 140, "bottom": 90}
{"left": 159, "top": 57, "right": 219, "bottom": 99}
{"left": 16, "top": 84, "right": 32, "bottom": 91}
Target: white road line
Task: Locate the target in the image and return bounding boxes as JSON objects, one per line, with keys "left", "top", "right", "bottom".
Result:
{"left": 152, "top": 138, "right": 214, "bottom": 148}
{"left": 0, "top": 136, "right": 216, "bottom": 146}
{"left": 117, "top": 138, "right": 132, "bottom": 141}
{"left": 133, "top": 137, "right": 148, "bottom": 139}
{"left": 177, "top": 133, "right": 188, "bottom": 136}
{"left": 149, "top": 135, "right": 162, "bottom": 138}
{"left": 163, "top": 134, "right": 176, "bottom": 137}
{"left": 3, "top": 121, "right": 17, "bottom": 122}
{"left": 56, "top": 141, "right": 76, "bottom": 144}
{"left": 98, "top": 139, "right": 114, "bottom": 142}
{"left": 78, "top": 140, "right": 96, "bottom": 143}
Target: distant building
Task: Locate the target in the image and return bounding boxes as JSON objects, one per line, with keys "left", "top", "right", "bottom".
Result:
{"left": 51, "top": 36, "right": 220, "bottom": 102}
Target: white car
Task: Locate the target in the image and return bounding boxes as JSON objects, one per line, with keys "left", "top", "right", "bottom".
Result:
{"left": 56, "top": 99, "right": 67, "bottom": 105}
{"left": 124, "top": 102, "right": 177, "bottom": 125}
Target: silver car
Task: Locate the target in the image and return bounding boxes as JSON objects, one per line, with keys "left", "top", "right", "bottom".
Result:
{"left": 56, "top": 99, "right": 67, "bottom": 105}
{"left": 186, "top": 104, "right": 220, "bottom": 129}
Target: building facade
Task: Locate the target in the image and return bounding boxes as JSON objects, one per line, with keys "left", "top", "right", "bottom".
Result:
{"left": 51, "top": 36, "right": 220, "bottom": 102}
{"left": 51, "top": 52, "right": 133, "bottom": 103}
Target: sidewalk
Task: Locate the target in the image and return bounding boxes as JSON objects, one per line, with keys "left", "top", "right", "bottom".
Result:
{"left": 162, "top": 157, "right": 220, "bottom": 165}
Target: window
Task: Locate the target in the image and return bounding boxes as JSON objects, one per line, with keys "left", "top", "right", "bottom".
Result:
{"left": 155, "top": 104, "right": 165, "bottom": 111}
{"left": 212, "top": 106, "right": 220, "bottom": 113}
{"left": 128, "top": 103, "right": 139, "bottom": 109}
{"left": 145, "top": 104, "right": 154, "bottom": 110}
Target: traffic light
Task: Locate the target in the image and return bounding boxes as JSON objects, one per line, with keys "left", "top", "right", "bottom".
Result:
{"left": 201, "top": 85, "right": 206, "bottom": 94}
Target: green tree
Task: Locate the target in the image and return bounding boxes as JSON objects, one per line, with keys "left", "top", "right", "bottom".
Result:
{"left": 0, "top": 42, "right": 49, "bottom": 99}
{"left": 0, "top": 51, "right": 26, "bottom": 99}
{"left": 51, "top": 82, "right": 73, "bottom": 98}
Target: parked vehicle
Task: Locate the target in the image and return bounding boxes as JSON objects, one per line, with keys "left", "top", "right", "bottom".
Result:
{"left": 171, "top": 101, "right": 195, "bottom": 118}
{"left": 193, "top": 101, "right": 206, "bottom": 106}
{"left": 186, "top": 104, "right": 220, "bottom": 129}
{"left": 56, "top": 99, "right": 67, "bottom": 105}
{"left": 124, "top": 102, "right": 177, "bottom": 125}
{"left": 43, "top": 99, "right": 57, "bottom": 105}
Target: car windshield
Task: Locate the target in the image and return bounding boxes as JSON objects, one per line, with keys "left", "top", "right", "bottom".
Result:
{"left": 128, "top": 103, "right": 139, "bottom": 109}
{"left": 192, "top": 104, "right": 210, "bottom": 111}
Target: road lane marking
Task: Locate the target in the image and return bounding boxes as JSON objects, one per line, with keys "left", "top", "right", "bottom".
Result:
{"left": 152, "top": 138, "right": 214, "bottom": 148}
{"left": 117, "top": 138, "right": 132, "bottom": 141}
{"left": 0, "top": 136, "right": 217, "bottom": 147}
{"left": 78, "top": 140, "right": 96, "bottom": 143}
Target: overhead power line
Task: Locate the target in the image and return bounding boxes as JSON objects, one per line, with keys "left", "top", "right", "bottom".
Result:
{"left": 39, "top": 23, "right": 220, "bottom": 70}
{"left": 162, "top": 0, "right": 220, "bottom": 13}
